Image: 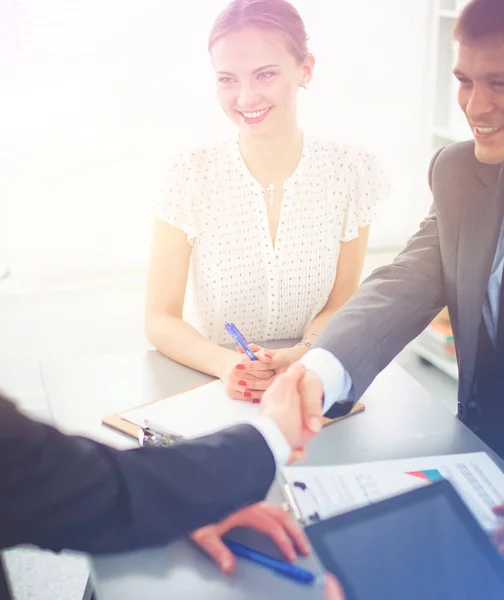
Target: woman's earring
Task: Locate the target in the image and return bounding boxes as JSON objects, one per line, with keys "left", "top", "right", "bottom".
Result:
{"left": 303, "top": 81, "right": 309, "bottom": 90}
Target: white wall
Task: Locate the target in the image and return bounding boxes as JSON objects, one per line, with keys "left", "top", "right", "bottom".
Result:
{"left": 2, "top": 0, "right": 432, "bottom": 279}
{"left": 0, "top": 1, "right": 13, "bottom": 279}
{"left": 295, "top": 0, "right": 433, "bottom": 247}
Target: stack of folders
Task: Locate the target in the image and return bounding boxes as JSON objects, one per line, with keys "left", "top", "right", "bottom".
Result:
{"left": 416, "top": 320, "right": 456, "bottom": 360}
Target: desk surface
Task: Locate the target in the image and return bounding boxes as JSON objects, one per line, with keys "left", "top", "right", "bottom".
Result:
{"left": 41, "top": 344, "right": 501, "bottom": 600}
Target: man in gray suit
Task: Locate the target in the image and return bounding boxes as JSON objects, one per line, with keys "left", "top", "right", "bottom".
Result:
{"left": 291, "top": 0, "right": 504, "bottom": 459}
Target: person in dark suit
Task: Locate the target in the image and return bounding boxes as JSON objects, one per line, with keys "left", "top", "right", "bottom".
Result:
{"left": 0, "top": 362, "right": 345, "bottom": 599}
{"left": 0, "top": 363, "right": 314, "bottom": 555}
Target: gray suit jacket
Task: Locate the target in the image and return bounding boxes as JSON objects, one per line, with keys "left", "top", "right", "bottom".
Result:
{"left": 316, "top": 141, "right": 504, "bottom": 419}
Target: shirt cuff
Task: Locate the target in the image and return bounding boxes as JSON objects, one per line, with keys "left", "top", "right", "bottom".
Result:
{"left": 249, "top": 416, "right": 291, "bottom": 473}
{"left": 301, "top": 347, "right": 353, "bottom": 414}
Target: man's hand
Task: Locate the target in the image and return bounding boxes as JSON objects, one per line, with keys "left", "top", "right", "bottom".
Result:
{"left": 236, "top": 346, "right": 326, "bottom": 439}
{"left": 299, "top": 367, "right": 325, "bottom": 434}
{"left": 324, "top": 573, "right": 346, "bottom": 599}
{"left": 259, "top": 362, "right": 323, "bottom": 451}
{"left": 492, "top": 503, "right": 504, "bottom": 554}
{"left": 191, "top": 503, "right": 346, "bottom": 599}
{"left": 190, "top": 502, "right": 310, "bottom": 574}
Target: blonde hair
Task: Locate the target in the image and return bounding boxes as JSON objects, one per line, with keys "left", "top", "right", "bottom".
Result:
{"left": 208, "top": 0, "right": 309, "bottom": 63}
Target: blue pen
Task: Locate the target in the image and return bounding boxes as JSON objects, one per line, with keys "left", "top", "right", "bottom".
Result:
{"left": 224, "top": 539, "right": 315, "bottom": 585}
{"left": 224, "top": 322, "right": 258, "bottom": 361}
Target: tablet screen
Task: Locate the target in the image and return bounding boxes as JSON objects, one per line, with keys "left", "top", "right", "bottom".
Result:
{"left": 306, "top": 480, "right": 504, "bottom": 600}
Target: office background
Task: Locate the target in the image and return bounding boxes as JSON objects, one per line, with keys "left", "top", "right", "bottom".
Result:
{"left": 0, "top": 0, "right": 467, "bottom": 598}
{"left": 1, "top": 0, "right": 435, "bottom": 280}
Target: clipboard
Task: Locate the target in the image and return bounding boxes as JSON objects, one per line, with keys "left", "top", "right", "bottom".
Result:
{"left": 102, "top": 382, "right": 365, "bottom": 443}
{"left": 281, "top": 474, "right": 324, "bottom": 526}
{"left": 101, "top": 388, "right": 202, "bottom": 441}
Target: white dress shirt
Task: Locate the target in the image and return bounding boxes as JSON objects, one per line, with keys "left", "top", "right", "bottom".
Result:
{"left": 249, "top": 416, "right": 291, "bottom": 473}
{"left": 483, "top": 217, "right": 504, "bottom": 346}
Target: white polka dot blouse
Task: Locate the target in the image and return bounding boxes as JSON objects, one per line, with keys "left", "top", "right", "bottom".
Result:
{"left": 155, "top": 135, "right": 388, "bottom": 345}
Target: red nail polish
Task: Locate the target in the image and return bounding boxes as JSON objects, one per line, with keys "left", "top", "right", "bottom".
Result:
{"left": 236, "top": 364, "right": 245, "bottom": 370}
{"left": 265, "top": 354, "right": 273, "bottom": 359}
{"left": 252, "top": 398, "right": 260, "bottom": 404}
{"left": 238, "top": 380, "right": 247, "bottom": 386}
{"left": 244, "top": 391, "right": 252, "bottom": 397}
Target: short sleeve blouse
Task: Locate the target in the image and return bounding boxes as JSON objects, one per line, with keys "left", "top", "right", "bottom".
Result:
{"left": 155, "top": 136, "right": 388, "bottom": 344}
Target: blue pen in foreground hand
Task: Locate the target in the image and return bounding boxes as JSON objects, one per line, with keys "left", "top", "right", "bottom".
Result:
{"left": 224, "top": 322, "right": 258, "bottom": 361}
{"left": 224, "top": 539, "right": 316, "bottom": 585}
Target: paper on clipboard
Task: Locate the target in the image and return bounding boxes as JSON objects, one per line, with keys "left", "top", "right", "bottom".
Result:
{"left": 117, "top": 379, "right": 365, "bottom": 441}
{"left": 120, "top": 380, "right": 259, "bottom": 438}
{"left": 282, "top": 452, "right": 504, "bottom": 532}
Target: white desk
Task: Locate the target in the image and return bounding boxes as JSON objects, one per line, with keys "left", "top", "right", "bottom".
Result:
{"left": 41, "top": 347, "right": 501, "bottom": 599}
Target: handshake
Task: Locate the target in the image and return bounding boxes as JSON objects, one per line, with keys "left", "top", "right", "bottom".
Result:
{"left": 198, "top": 362, "right": 346, "bottom": 599}
{"left": 258, "top": 362, "right": 326, "bottom": 462}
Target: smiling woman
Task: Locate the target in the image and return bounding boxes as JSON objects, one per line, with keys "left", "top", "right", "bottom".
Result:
{"left": 145, "top": 0, "right": 389, "bottom": 402}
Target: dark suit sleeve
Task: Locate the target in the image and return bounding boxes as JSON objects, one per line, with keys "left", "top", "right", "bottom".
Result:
{"left": 0, "top": 396, "right": 275, "bottom": 554}
{"left": 316, "top": 149, "right": 447, "bottom": 412}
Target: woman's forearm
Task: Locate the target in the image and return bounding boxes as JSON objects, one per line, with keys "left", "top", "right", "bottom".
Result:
{"left": 303, "top": 309, "right": 339, "bottom": 340}
{"left": 301, "top": 280, "right": 360, "bottom": 345}
{"left": 287, "top": 311, "right": 334, "bottom": 358}
{"left": 298, "top": 227, "right": 369, "bottom": 349}
{"left": 146, "top": 313, "right": 236, "bottom": 378}
{"left": 295, "top": 303, "right": 350, "bottom": 355}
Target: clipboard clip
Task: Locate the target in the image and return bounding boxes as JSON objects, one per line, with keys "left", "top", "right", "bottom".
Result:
{"left": 138, "top": 422, "right": 184, "bottom": 448}
{"left": 282, "top": 481, "right": 322, "bottom": 525}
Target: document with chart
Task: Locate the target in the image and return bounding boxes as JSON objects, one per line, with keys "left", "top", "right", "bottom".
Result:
{"left": 282, "top": 452, "right": 504, "bottom": 532}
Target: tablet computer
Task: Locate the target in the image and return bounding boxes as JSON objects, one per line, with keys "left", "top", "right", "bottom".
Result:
{"left": 305, "top": 479, "right": 504, "bottom": 600}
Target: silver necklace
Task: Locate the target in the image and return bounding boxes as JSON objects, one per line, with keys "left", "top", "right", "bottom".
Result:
{"left": 263, "top": 138, "right": 303, "bottom": 206}
{"left": 265, "top": 184, "right": 276, "bottom": 206}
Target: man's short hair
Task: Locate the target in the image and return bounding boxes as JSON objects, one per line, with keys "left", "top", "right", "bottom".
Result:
{"left": 454, "top": 0, "right": 504, "bottom": 43}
